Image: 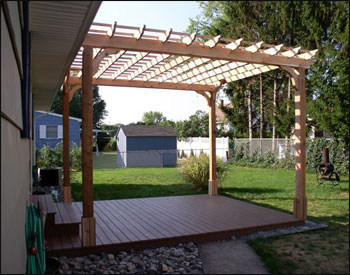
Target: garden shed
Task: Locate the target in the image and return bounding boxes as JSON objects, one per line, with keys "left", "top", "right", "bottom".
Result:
{"left": 34, "top": 111, "right": 81, "bottom": 149}
{"left": 116, "top": 125, "right": 177, "bottom": 168}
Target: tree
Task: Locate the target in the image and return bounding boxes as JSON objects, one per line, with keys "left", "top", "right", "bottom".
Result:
{"left": 141, "top": 111, "right": 167, "bottom": 125}
{"left": 188, "top": 1, "right": 349, "bottom": 145}
{"left": 174, "top": 110, "right": 209, "bottom": 139}
{"left": 50, "top": 85, "right": 107, "bottom": 128}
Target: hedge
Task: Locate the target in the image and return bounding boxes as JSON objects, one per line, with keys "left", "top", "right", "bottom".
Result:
{"left": 231, "top": 138, "right": 349, "bottom": 175}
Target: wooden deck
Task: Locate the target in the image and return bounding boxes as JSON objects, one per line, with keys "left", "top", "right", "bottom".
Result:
{"left": 46, "top": 195, "right": 303, "bottom": 256}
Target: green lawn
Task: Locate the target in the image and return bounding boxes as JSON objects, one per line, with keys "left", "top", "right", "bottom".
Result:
{"left": 93, "top": 152, "right": 118, "bottom": 169}
{"left": 71, "top": 167, "right": 205, "bottom": 201}
{"left": 70, "top": 165, "right": 349, "bottom": 274}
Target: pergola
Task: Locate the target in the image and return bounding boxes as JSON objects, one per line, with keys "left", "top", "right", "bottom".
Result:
{"left": 62, "top": 22, "right": 317, "bottom": 246}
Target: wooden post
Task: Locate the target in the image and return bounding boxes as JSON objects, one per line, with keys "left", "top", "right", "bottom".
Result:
{"left": 63, "top": 77, "right": 71, "bottom": 203}
{"left": 81, "top": 45, "right": 96, "bottom": 246}
{"left": 293, "top": 67, "right": 307, "bottom": 220}
{"left": 282, "top": 66, "right": 307, "bottom": 220}
{"left": 208, "top": 90, "right": 218, "bottom": 195}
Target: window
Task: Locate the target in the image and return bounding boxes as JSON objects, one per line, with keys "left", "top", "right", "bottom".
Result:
{"left": 39, "top": 125, "right": 63, "bottom": 139}
{"left": 46, "top": 126, "right": 58, "bottom": 138}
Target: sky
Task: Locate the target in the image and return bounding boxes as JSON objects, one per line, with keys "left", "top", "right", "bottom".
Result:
{"left": 92, "top": 1, "right": 226, "bottom": 125}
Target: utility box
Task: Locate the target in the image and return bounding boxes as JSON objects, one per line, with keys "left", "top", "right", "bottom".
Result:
{"left": 40, "top": 168, "right": 62, "bottom": 186}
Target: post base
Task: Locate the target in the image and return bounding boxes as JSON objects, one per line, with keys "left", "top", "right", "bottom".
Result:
{"left": 293, "top": 196, "right": 307, "bottom": 220}
{"left": 208, "top": 180, "right": 218, "bottom": 196}
{"left": 63, "top": 186, "right": 72, "bottom": 203}
{"left": 81, "top": 217, "right": 96, "bottom": 246}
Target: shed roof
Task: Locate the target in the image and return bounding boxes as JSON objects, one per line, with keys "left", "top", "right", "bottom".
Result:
{"left": 119, "top": 125, "right": 177, "bottom": 137}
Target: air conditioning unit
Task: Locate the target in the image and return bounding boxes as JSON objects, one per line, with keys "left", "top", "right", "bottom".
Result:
{"left": 39, "top": 168, "right": 62, "bottom": 186}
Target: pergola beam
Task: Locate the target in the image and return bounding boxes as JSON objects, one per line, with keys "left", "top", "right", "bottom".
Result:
{"left": 69, "top": 76, "right": 217, "bottom": 91}
{"left": 83, "top": 34, "right": 314, "bottom": 68}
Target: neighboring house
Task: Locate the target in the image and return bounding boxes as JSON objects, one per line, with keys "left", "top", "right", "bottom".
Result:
{"left": 116, "top": 125, "right": 177, "bottom": 168}
{"left": 34, "top": 111, "right": 81, "bottom": 149}
{"left": 216, "top": 99, "right": 233, "bottom": 133}
{"left": 1, "top": 2, "right": 100, "bottom": 273}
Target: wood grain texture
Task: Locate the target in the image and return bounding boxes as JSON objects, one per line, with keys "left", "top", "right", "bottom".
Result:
{"left": 46, "top": 195, "right": 303, "bottom": 256}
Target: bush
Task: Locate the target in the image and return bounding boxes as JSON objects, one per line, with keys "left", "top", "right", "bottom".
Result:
{"left": 36, "top": 142, "right": 63, "bottom": 168}
{"left": 230, "top": 138, "right": 349, "bottom": 175}
{"left": 36, "top": 142, "right": 82, "bottom": 171}
{"left": 104, "top": 139, "right": 117, "bottom": 152}
{"left": 96, "top": 132, "right": 110, "bottom": 151}
{"left": 178, "top": 153, "right": 228, "bottom": 190}
{"left": 70, "top": 143, "right": 82, "bottom": 171}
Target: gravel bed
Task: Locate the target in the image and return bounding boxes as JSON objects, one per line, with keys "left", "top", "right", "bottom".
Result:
{"left": 47, "top": 242, "right": 203, "bottom": 274}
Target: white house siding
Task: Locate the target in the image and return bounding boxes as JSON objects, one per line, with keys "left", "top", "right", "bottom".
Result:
{"left": 1, "top": 5, "right": 31, "bottom": 274}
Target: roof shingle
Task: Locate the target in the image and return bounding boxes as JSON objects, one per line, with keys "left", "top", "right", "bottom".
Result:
{"left": 120, "top": 125, "right": 177, "bottom": 137}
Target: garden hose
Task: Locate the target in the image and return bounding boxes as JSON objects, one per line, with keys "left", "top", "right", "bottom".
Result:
{"left": 25, "top": 204, "right": 45, "bottom": 274}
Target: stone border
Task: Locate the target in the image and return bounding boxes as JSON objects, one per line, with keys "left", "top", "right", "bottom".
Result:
{"left": 232, "top": 220, "right": 328, "bottom": 241}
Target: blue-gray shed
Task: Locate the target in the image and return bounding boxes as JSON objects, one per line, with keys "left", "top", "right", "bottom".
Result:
{"left": 116, "top": 125, "right": 177, "bottom": 168}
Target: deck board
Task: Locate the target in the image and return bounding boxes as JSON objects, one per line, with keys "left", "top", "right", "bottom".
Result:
{"left": 46, "top": 195, "right": 303, "bottom": 256}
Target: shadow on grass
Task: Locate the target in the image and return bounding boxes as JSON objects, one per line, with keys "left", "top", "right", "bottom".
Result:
{"left": 71, "top": 182, "right": 205, "bottom": 201}
{"left": 220, "top": 191, "right": 349, "bottom": 225}
{"left": 219, "top": 187, "right": 282, "bottom": 194}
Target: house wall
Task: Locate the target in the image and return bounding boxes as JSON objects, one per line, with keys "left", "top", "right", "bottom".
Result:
{"left": 116, "top": 128, "right": 127, "bottom": 167}
{"left": 34, "top": 111, "right": 81, "bottom": 149}
{"left": 126, "top": 136, "right": 177, "bottom": 167}
{"left": 1, "top": 3, "right": 30, "bottom": 274}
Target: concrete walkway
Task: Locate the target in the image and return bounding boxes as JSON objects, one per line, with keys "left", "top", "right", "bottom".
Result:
{"left": 199, "top": 240, "right": 269, "bottom": 274}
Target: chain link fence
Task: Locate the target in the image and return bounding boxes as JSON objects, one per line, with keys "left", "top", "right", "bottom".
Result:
{"left": 233, "top": 138, "right": 296, "bottom": 159}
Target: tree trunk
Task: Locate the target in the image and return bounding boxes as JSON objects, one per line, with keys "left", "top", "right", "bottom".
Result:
{"left": 272, "top": 77, "right": 277, "bottom": 153}
{"left": 247, "top": 88, "right": 253, "bottom": 155}
{"left": 259, "top": 75, "right": 264, "bottom": 155}
{"left": 285, "top": 76, "right": 291, "bottom": 157}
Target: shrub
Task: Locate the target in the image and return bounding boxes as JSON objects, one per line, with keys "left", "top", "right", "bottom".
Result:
{"left": 36, "top": 142, "right": 63, "bottom": 168}
{"left": 96, "top": 132, "right": 110, "bottom": 151}
{"left": 104, "top": 139, "right": 117, "bottom": 152}
{"left": 70, "top": 143, "right": 82, "bottom": 171}
{"left": 36, "top": 142, "right": 82, "bottom": 171}
{"left": 178, "top": 153, "right": 228, "bottom": 190}
{"left": 230, "top": 138, "right": 349, "bottom": 175}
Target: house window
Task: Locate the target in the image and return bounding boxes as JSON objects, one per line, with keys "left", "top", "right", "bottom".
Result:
{"left": 39, "top": 125, "right": 63, "bottom": 139}
{"left": 46, "top": 126, "right": 58, "bottom": 138}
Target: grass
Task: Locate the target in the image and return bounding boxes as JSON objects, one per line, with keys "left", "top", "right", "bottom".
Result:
{"left": 93, "top": 152, "right": 118, "bottom": 169}
{"left": 70, "top": 163, "right": 349, "bottom": 274}
{"left": 71, "top": 167, "right": 205, "bottom": 201}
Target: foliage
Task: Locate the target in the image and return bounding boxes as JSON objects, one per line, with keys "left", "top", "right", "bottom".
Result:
{"left": 70, "top": 143, "right": 82, "bottom": 171}
{"left": 174, "top": 110, "right": 210, "bottom": 140}
{"left": 188, "top": 1, "right": 349, "bottom": 144}
{"left": 101, "top": 123, "right": 120, "bottom": 137}
{"left": 178, "top": 153, "right": 228, "bottom": 190}
{"left": 104, "top": 139, "right": 117, "bottom": 152}
{"left": 36, "top": 143, "right": 63, "bottom": 169}
{"left": 50, "top": 85, "right": 107, "bottom": 128}
{"left": 36, "top": 142, "right": 82, "bottom": 171}
{"left": 96, "top": 131, "right": 110, "bottom": 151}
{"left": 231, "top": 138, "right": 349, "bottom": 175}
{"left": 141, "top": 111, "right": 167, "bottom": 125}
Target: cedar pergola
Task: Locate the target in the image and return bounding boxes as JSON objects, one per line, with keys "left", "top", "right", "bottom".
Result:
{"left": 62, "top": 22, "right": 317, "bottom": 246}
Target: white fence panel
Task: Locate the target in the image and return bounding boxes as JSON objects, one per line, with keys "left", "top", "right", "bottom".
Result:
{"left": 177, "top": 137, "right": 229, "bottom": 162}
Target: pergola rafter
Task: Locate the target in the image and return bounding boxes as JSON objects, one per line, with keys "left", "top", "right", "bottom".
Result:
{"left": 62, "top": 22, "right": 318, "bottom": 247}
